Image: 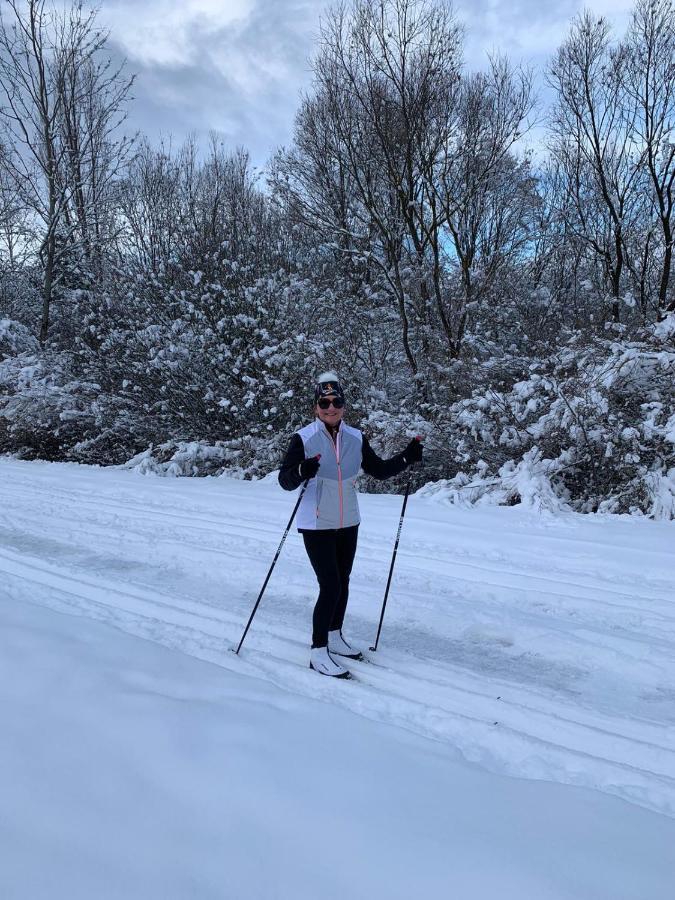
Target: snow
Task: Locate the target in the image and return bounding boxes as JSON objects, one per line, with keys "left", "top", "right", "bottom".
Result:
{"left": 653, "top": 311, "right": 675, "bottom": 342}
{"left": 2, "top": 457, "right": 675, "bottom": 897}
{"left": 0, "top": 318, "right": 38, "bottom": 356}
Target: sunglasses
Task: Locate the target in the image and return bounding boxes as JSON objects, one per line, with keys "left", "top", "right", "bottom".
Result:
{"left": 317, "top": 397, "right": 345, "bottom": 409}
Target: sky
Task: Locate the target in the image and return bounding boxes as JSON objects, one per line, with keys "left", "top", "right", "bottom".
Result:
{"left": 98, "top": 0, "right": 636, "bottom": 169}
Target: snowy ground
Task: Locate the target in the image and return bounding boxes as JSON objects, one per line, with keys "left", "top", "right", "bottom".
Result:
{"left": 2, "top": 458, "right": 675, "bottom": 897}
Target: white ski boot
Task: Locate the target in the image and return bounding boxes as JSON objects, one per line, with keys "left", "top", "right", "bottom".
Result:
{"left": 310, "top": 646, "right": 351, "bottom": 679}
{"left": 328, "top": 629, "right": 363, "bottom": 661}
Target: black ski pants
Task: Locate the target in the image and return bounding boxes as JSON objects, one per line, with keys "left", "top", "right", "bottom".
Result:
{"left": 301, "top": 525, "right": 359, "bottom": 648}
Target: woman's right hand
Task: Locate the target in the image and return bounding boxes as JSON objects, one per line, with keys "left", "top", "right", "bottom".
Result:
{"left": 402, "top": 437, "right": 423, "bottom": 464}
{"left": 299, "top": 455, "right": 321, "bottom": 480}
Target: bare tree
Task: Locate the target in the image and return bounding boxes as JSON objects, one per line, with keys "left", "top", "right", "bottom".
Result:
{"left": 0, "top": 0, "right": 133, "bottom": 344}
{"left": 0, "top": 142, "right": 27, "bottom": 266}
{"left": 438, "top": 57, "right": 534, "bottom": 352}
{"left": 271, "top": 0, "right": 534, "bottom": 389}
{"left": 548, "top": 12, "right": 643, "bottom": 324}
{"left": 274, "top": 0, "right": 464, "bottom": 381}
{"left": 57, "top": 49, "right": 135, "bottom": 271}
{"left": 118, "top": 138, "right": 187, "bottom": 272}
{"left": 623, "top": 0, "right": 675, "bottom": 316}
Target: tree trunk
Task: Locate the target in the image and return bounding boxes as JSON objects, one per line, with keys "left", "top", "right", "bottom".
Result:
{"left": 658, "top": 219, "right": 672, "bottom": 317}
{"left": 40, "top": 232, "right": 55, "bottom": 345}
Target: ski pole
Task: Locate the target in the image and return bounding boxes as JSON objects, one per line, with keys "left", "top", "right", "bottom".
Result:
{"left": 370, "top": 442, "right": 420, "bottom": 652}
{"left": 234, "top": 456, "right": 320, "bottom": 655}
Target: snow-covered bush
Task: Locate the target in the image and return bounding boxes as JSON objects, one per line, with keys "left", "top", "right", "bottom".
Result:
{"left": 421, "top": 319, "right": 675, "bottom": 518}
{"left": 0, "top": 268, "right": 41, "bottom": 334}
{"left": 0, "top": 350, "right": 101, "bottom": 458}
{"left": 124, "top": 441, "right": 241, "bottom": 477}
{"left": 0, "top": 319, "right": 38, "bottom": 358}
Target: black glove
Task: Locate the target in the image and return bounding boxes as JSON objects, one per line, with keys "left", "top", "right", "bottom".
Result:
{"left": 402, "top": 437, "right": 423, "bottom": 465}
{"left": 299, "top": 455, "right": 321, "bottom": 480}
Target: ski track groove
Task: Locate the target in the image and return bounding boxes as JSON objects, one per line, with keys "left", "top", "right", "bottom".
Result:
{"left": 5, "top": 510, "right": 675, "bottom": 678}
{"left": 5, "top": 509, "right": 675, "bottom": 674}
{"left": 5, "top": 500, "right": 675, "bottom": 681}
{"left": 3, "top": 462, "right": 675, "bottom": 818}
{"left": 5, "top": 476, "right": 675, "bottom": 604}
{"left": 5, "top": 482, "right": 675, "bottom": 626}
{"left": 2, "top": 545, "right": 675, "bottom": 786}
{"left": 6, "top": 534, "right": 670, "bottom": 740}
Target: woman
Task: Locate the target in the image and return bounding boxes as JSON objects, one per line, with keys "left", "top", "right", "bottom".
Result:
{"left": 278, "top": 372, "right": 423, "bottom": 679}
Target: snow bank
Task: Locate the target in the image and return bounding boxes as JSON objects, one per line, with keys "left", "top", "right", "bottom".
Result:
{"left": 414, "top": 449, "right": 570, "bottom": 514}
{"left": 3, "top": 595, "right": 675, "bottom": 900}
{"left": 124, "top": 440, "right": 242, "bottom": 477}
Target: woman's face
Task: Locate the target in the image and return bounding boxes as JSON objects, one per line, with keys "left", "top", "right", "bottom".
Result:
{"left": 315, "top": 395, "right": 345, "bottom": 427}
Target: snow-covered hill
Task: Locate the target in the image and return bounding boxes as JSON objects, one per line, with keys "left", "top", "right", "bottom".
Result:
{"left": 2, "top": 458, "right": 675, "bottom": 898}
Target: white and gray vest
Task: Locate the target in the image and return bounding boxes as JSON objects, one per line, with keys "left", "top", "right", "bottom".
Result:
{"left": 296, "top": 420, "right": 363, "bottom": 530}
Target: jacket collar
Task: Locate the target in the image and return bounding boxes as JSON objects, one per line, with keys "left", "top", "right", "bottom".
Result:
{"left": 316, "top": 417, "right": 342, "bottom": 440}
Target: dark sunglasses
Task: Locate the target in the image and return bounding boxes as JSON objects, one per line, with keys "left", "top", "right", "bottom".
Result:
{"left": 318, "top": 397, "right": 345, "bottom": 409}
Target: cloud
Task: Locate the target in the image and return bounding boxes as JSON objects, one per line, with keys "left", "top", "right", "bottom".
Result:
{"left": 98, "top": 0, "right": 639, "bottom": 166}
{"left": 461, "top": 0, "right": 635, "bottom": 69}
{"left": 101, "top": 0, "right": 255, "bottom": 66}
{"left": 100, "top": 0, "right": 331, "bottom": 166}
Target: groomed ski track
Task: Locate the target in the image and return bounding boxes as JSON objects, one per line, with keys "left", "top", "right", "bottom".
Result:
{"left": 2, "top": 457, "right": 675, "bottom": 819}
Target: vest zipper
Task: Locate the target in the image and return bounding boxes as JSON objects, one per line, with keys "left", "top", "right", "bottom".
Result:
{"left": 328, "top": 424, "right": 343, "bottom": 529}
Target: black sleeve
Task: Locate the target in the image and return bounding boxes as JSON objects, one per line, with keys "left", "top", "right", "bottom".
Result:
{"left": 361, "top": 435, "right": 408, "bottom": 481}
{"left": 278, "top": 433, "right": 306, "bottom": 491}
